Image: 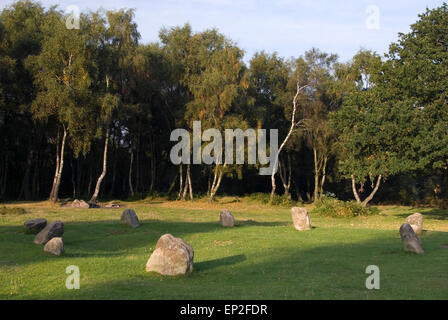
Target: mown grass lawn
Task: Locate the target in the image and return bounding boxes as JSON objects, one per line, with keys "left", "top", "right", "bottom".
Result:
{"left": 1, "top": 197, "right": 447, "bottom": 299}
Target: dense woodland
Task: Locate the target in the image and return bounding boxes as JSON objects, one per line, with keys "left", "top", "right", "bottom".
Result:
{"left": 1, "top": 1, "right": 448, "bottom": 206}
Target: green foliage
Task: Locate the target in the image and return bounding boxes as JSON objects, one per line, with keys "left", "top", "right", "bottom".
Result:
{"left": 248, "top": 192, "right": 297, "bottom": 207}
{"left": 385, "top": 3, "right": 448, "bottom": 171}
{"left": 312, "top": 196, "right": 379, "bottom": 217}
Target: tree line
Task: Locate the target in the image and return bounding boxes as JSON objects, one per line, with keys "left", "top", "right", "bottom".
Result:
{"left": 1, "top": 0, "right": 448, "bottom": 206}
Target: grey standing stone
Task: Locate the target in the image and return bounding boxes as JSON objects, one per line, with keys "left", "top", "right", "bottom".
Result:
{"left": 120, "top": 209, "right": 140, "bottom": 228}
{"left": 43, "top": 237, "right": 64, "bottom": 256}
{"left": 405, "top": 213, "right": 423, "bottom": 235}
{"left": 400, "top": 223, "right": 424, "bottom": 254}
{"left": 34, "top": 221, "right": 64, "bottom": 245}
{"left": 291, "top": 207, "right": 311, "bottom": 231}
{"left": 146, "top": 234, "right": 194, "bottom": 276}
{"left": 24, "top": 218, "right": 47, "bottom": 234}
{"left": 220, "top": 209, "right": 234, "bottom": 227}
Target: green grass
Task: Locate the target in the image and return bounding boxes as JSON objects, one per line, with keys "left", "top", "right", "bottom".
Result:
{"left": 0, "top": 199, "right": 447, "bottom": 299}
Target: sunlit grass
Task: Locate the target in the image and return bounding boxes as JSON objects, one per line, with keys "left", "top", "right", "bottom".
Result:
{"left": 0, "top": 198, "right": 447, "bottom": 299}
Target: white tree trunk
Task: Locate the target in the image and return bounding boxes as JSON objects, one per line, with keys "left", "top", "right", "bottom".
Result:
{"left": 270, "top": 80, "right": 307, "bottom": 202}
{"left": 90, "top": 130, "right": 109, "bottom": 203}
{"left": 50, "top": 126, "right": 67, "bottom": 202}
{"left": 351, "top": 174, "right": 362, "bottom": 203}
{"left": 362, "top": 175, "right": 382, "bottom": 207}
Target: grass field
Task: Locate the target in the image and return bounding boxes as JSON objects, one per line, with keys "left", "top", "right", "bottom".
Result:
{"left": 1, "top": 197, "right": 448, "bottom": 300}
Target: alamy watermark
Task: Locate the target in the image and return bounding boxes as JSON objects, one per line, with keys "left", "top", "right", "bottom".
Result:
{"left": 65, "top": 5, "right": 80, "bottom": 30}
{"left": 66, "top": 265, "right": 80, "bottom": 289}
{"left": 366, "top": 5, "right": 380, "bottom": 30}
{"left": 365, "top": 265, "right": 380, "bottom": 290}
{"left": 170, "top": 121, "right": 279, "bottom": 175}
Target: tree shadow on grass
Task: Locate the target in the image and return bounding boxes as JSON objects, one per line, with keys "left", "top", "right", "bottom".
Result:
{"left": 395, "top": 209, "right": 448, "bottom": 221}
{"left": 0, "top": 218, "right": 286, "bottom": 267}
{"left": 236, "top": 219, "right": 287, "bottom": 227}
{"left": 37, "top": 229, "right": 448, "bottom": 300}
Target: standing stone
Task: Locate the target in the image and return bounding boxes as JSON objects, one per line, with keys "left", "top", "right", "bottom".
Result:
{"left": 291, "top": 207, "right": 311, "bottom": 231}
{"left": 400, "top": 223, "right": 424, "bottom": 254}
{"left": 146, "top": 234, "right": 194, "bottom": 276}
{"left": 24, "top": 218, "right": 47, "bottom": 234}
{"left": 34, "top": 221, "right": 64, "bottom": 245}
{"left": 71, "top": 199, "right": 89, "bottom": 208}
{"left": 220, "top": 209, "right": 234, "bottom": 227}
{"left": 405, "top": 213, "right": 423, "bottom": 235}
{"left": 43, "top": 237, "right": 64, "bottom": 256}
{"left": 120, "top": 209, "right": 140, "bottom": 228}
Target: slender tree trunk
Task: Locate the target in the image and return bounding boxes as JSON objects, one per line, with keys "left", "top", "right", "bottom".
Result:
{"left": 49, "top": 130, "right": 60, "bottom": 201}
{"left": 109, "top": 142, "right": 117, "bottom": 197}
{"left": 76, "top": 157, "right": 81, "bottom": 199}
{"left": 278, "top": 156, "right": 291, "bottom": 199}
{"left": 207, "top": 167, "right": 212, "bottom": 197}
{"left": 19, "top": 149, "right": 33, "bottom": 200}
{"left": 149, "top": 138, "right": 156, "bottom": 193}
{"left": 313, "top": 148, "right": 319, "bottom": 202}
{"left": 90, "top": 130, "right": 109, "bottom": 203}
{"left": 32, "top": 152, "right": 39, "bottom": 199}
{"left": 50, "top": 126, "right": 67, "bottom": 202}
{"left": 209, "top": 163, "right": 225, "bottom": 202}
{"left": 187, "top": 164, "right": 193, "bottom": 200}
{"left": 167, "top": 171, "right": 178, "bottom": 194}
{"left": 135, "top": 137, "right": 140, "bottom": 194}
{"left": 362, "top": 175, "right": 382, "bottom": 207}
{"left": 71, "top": 157, "right": 76, "bottom": 199}
{"left": 292, "top": 179, "right": 302, "bottom": 202}
{"left": 319, "top": 156, "right": 327, "bottom": 197}
{"left": 128, "top": 151, "right": 134, "bottom": 197}
{"left": 178, "top": 164, "right": 183, "bottom": 199}
{"left": 87, "top": 166, "right": 92, "bottom": 196}
{"left": 271, "top": 81, "right": 307, "bottom": 202}
{"left": 0, "top": 152, "right": 8, "bottom": 200}
{"left": 351, "top": 174, "right": 362, "bottom": 203}
{"left": 209, "top": 164, "right": 219, "bottom": 201}
{"left": 287, "top": 154, "right": 292, "bottom": 199}
{"left": 181, "top": 170, "right": 188, "bottom": 201}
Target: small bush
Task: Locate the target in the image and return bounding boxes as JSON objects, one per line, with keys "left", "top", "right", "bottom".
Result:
{"left": 248, "top": 193, "right": 297, "bottom": 207}
{"left": 312, "top": 196, "right": 379, "bottom": 217}
{"left": 0, "top": 206, "right": 27, "bottom": 215}
{"left": 428, "top": 198, "right": 448, "bottom": 210}
{"left": 248, "top": 192, "right": 271, "bottom": 204}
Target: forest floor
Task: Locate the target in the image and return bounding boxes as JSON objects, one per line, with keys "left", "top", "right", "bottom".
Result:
{"left": 1, "top": 197, "right": 448, "bottom": 299}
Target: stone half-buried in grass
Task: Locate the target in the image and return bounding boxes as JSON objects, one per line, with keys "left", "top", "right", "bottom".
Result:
{"left": 43, "top": 237, "right": 64, "bottom": 256}
{"left": 291, "top": 207, "right": 311, "bottom": 231}
{"left": 400, "top": 223, "right": 424, "bottom": 254}
{"left": 120, "top": 209, "right": 140, "bottom": 228}
{"left": 146, "top": 234, "right": 194, "bottom": 276}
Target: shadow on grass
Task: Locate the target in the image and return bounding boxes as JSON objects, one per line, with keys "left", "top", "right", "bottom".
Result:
{"left": 236, "top": 219, "right": 287, "bottom": 227}
{"left": 195, "top": 254, "right": 246, "bottom": 272}
{"left": 395, "top": 208, "right": 448, "bottom": 221}
{"left": 37, "top": 229, "right": 448, "bottom": 300}
{"left": 0, "top": 218, "right": 285, "bottom": 267}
